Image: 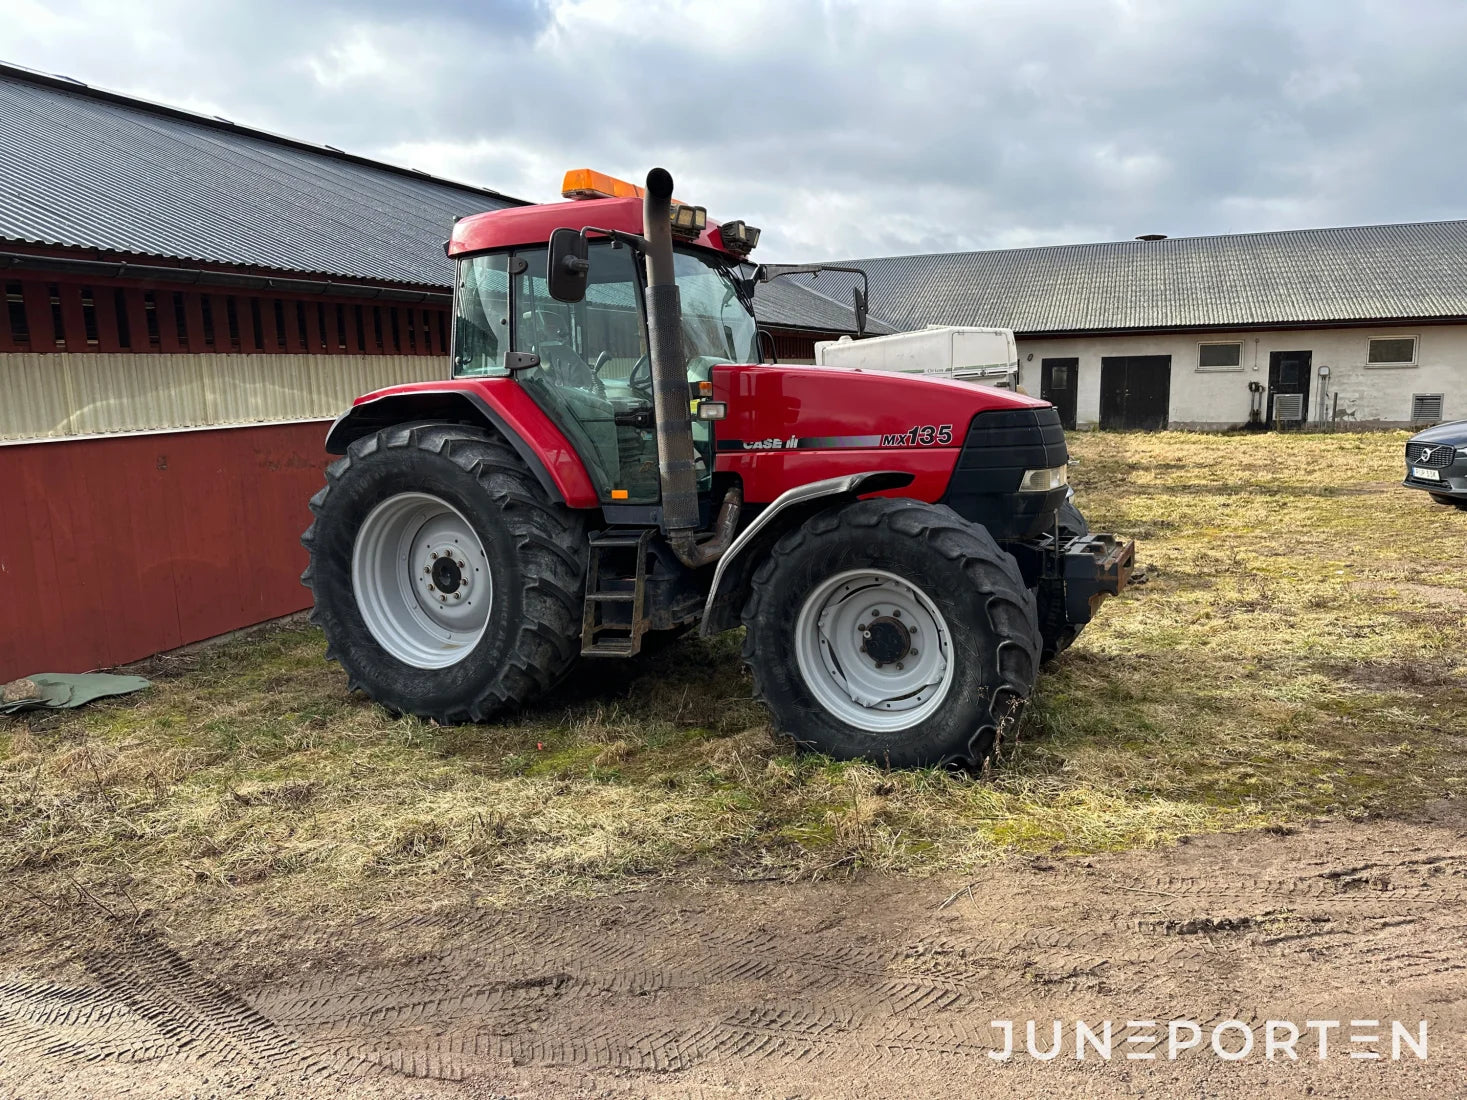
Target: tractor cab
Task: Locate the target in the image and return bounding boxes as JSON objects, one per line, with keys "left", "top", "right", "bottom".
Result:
{"left": 448, "top": 173, "right": 761, "bottom": 506}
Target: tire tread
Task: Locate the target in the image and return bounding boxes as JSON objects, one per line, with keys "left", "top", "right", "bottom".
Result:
{"left": 740, "top": 497, "right": 1040, "bottom": 769}
{"left": 301, "top": 422, "right": 586, "bottom": 723}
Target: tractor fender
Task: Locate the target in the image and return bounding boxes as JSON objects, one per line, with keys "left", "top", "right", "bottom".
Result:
{"left": 699, "top": 470, "right": 914, "bottom": 636}
{"left": 323, "top": 385, "right": 599, "bottom": 508}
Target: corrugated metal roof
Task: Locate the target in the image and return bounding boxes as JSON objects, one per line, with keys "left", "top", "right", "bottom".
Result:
{"left": 0, "top": 64, "right": 874, "bottom": 335}
{"left": 0, "top": 64, "right": 885, "bottom": 334}
{"left": 753, "top": 276, "right": 894, "bottom": 335}
{"left": 0, "top": 64, "right": 523, "bottom": 287}
{"left": 811, "top": 220, "right": 1467, "bottom": 335}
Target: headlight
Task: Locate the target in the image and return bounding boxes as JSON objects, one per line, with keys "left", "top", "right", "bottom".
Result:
{"left": 1018, "top": 465, "right": 1069, "bottom": 492}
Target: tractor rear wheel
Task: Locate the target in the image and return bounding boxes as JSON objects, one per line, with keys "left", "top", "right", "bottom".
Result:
{"left": 1037, "top": 495, "right": 1088, "bottom": 664}
{"left": 301, "top": 422, "right": 586, "bottom": 723}
{"left": 741, "top": 497, "right": 1040, "bottom": 769}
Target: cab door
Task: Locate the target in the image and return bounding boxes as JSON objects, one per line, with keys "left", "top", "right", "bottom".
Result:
{"left": 510, "top": 243, "right": 659, "bottom": 503}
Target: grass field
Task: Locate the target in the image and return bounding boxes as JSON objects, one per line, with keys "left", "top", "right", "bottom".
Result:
{"left": 4, "top": 431, "right": 1466, "bottom": 934}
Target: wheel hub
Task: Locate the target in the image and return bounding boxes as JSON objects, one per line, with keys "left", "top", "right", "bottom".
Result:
{"left": 351, "top": 493, "right": 493, "bottom": 669}
{"left": 429, "top": 551, "right": 465, "bottom": 595}
{"left": 794, "top": 569, "right": 955, "bottom": 733}
{"left": 861, "top": 615, "right": 911, "bottom": 666}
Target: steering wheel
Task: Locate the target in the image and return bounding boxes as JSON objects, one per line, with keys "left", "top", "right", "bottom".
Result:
{"left": 626, "top": 354, "right": 652, "bottom": 396}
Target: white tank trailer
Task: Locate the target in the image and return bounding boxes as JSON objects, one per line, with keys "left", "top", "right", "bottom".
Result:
{"left": 814, "top": 326, "right": 1020, "bottom": 389}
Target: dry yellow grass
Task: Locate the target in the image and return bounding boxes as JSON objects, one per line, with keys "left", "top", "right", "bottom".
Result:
{"left": 3, "top": 430, "right": 1465, "bottom": 935}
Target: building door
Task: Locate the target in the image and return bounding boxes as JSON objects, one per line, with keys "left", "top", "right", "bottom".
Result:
{"left": 1040, "top": 357, "right": 1079, "bottom": 429}
{"left": 1267, "top": 350, "right": 1312, "bottom": 427}
{"left": 1099, "top": 355, "right": 1171, "bottom": 430}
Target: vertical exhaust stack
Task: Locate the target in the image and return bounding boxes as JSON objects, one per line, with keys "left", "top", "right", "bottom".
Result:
{"left": 642, "top": 168, "right": 700, "bottom": 537}
{"left": 642, "top": 167, "right": 741, "bottom": 567}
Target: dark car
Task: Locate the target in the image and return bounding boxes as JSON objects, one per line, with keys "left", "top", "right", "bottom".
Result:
{"left": 1403, "top": 419, "right": 1467, "bottom": 509}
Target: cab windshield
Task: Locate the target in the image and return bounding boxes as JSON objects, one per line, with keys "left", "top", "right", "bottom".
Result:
{"left": 672, "top": 248, "right": 759, "bottom": 369}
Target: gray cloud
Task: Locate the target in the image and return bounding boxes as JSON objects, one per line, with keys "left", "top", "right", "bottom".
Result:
{"left": 3, "top": 0, "right": 1465, "bottom": 261}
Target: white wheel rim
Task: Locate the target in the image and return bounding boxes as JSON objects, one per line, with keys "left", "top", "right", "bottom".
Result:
{"left": 351, "top": 492, "right": 492, "bottom": 669}
{"left": 793, "top": 568, "right": 955, "bottom": 733}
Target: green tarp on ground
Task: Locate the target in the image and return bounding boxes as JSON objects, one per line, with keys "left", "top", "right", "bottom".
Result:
{"left": 0, "top": 673, "right": 151, "bottom": 715}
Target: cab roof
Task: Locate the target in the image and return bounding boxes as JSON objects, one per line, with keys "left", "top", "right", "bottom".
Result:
{"left": 447, "top": 196, "right": 735, "bottom": 259}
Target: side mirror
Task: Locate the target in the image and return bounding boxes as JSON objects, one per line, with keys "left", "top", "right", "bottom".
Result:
{"left": 853, "top": 286, "right": 868, "bottom": 337}
{"left": 547, "top": 227, "right": 589, "bottom": 302}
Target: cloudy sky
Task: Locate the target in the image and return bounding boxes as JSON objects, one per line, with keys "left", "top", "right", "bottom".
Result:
{"left": 3, "top": 0, "right": 1465, "bottom": 261}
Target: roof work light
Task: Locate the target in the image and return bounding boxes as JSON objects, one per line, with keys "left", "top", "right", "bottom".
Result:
{"left": 718, "top": 219, "right": 761, "bottom": 255}
{"left": 670, "top": 204, "right": 707, "bottom": 238}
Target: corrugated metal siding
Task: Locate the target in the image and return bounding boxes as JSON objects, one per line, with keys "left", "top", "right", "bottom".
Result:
{"left": 0, "top": 353, "right": 443, "bottom": 441}
{"left": 0, "top": 422, "right": 329, "bottom": 678}
{"left": 807, "top": 220, "right": 1467, "bottom": 335}
{"left": 0, "top": 69, "right": 519, "bottom": 286}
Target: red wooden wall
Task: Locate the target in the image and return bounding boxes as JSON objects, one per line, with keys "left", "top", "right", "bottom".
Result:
{"left": 2, "top": 272, "right": 448, "bottom": 357}
{"left": 0, "top": 422, "right": 332, "bottom": 680}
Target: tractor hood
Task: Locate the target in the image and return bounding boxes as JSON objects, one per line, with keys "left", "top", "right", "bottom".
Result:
{"left": 710, "top": 363, "right": 1049, "bottom": 452}
{"left": 709, "top": 363, "right": 1065, "bottom": 528}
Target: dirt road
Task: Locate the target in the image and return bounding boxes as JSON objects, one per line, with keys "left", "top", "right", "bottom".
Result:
{"left": 4, "top": 806, "right": 1466, "bottom": 1099}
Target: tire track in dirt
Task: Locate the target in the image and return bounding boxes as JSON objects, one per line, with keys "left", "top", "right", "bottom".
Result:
{"left": 5, "top": 820, "right": 1467, "bottom": 1097}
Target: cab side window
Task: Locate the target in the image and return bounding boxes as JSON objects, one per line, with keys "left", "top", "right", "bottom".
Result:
{"left": 452, "top": 254, "right": 509, "bottom": 376}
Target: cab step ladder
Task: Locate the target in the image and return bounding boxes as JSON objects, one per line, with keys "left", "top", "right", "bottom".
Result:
{"left": 580, "top": 528, "right": 653, "bottom": 657}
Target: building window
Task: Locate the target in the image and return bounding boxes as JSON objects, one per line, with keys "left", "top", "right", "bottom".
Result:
{"left": 173, "top": 293, "right": 189, "bottom": 346}
{"left": 80, "top": 287, "right": 99, "bottom": 346}
{"left": 47, "top": 284, "right": 64, "bottom": 349}
{"left": 1197, "top": 341, "right": 1242, "bottom": 371}
{"left": 1367, "top": 336, "right": 1417, "bottom": 366}
{"left": 114, "top": 289, "right": 132, "bottom": 348}
{"left": 143, "top": 291, "right": 161, "bottom": 347}
{"left": 6, "top": 282, "right": 28, "bottom": 345}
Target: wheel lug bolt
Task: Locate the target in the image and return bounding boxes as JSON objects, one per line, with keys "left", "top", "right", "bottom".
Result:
{"left": 896, "top": 662, "right": 904, "bottom": 670}
{"left": 455, "top": 593, "right": 462, "bottom": 600}
{"left": 910, "top": 649, "right": 918, "bottom": 657}
{"left": 893, "top": 610, "right": 901, "bottom": 618}
{"left": 859, "top": 643, "right": 867, "bottom": 652}
{"left": 428, "top": 584, "right": 436, "bottom": 592}
{"left": 431, "top": 551, "right": 439, "bottom": 559}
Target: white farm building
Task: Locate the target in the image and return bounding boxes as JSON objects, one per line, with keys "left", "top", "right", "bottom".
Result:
{"left": 812, "top": 220, "right": 1467, "bottom": 430}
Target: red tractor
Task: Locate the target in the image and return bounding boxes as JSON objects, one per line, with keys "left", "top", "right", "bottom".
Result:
{"left": 303, "top": 168, "right": 1133, "bottom": 768}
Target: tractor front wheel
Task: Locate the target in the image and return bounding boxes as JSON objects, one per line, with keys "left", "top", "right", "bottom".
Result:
{"left": 301, "top": 422, "right": 586, "bottom": 723}
{"left": 741, "top": 498, "right": 1041, "bottom": 769}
